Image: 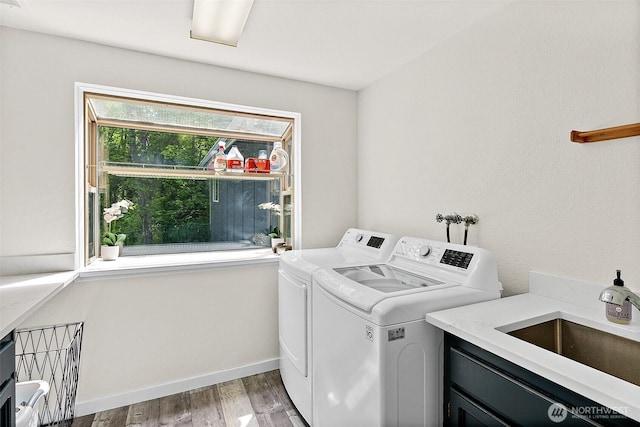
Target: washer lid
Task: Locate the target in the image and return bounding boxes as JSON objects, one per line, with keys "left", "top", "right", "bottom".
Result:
{"left": 278, "top": 228, "right": 398, "bottom": 280}
{"left": 314, "top": 267, "right": 457, "bottom": 312}
{"left": 333, "top": 264, "right": 445, "bottom": 293}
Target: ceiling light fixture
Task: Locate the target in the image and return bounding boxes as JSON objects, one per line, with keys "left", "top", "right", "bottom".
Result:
{"left": 191, "top": 0, "right": 255, "bottom": 47}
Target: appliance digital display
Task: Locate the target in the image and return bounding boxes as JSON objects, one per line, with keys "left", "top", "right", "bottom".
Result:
{"left": 367, "top": 236, "right": 385, "bottom": 249}
{"left": 440, "top": 249, "right": 474, "bottom": 269}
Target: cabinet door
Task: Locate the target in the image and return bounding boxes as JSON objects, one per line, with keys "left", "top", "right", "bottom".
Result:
{"left": 0, "top": 331, "right": 15, "bottom": 427}
{"left": 449, "top": 347, "right": 602, "bottom": 426}
{"left": 444, "top": 333, "right": 639, "bottom": 427}
{"left": 449, "top": 389, "right": 509, "bottom": 427}
{"left": 0, "top": 377, "right": 16, "bottom": 427}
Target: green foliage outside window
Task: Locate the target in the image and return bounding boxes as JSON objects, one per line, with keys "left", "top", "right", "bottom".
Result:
{"left": 100, "top": 127, "right": 215, "bottom": 246}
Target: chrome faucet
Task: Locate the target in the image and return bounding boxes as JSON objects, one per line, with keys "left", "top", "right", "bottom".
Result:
{"left": 599, "top": 271, "right": 640, "bottom": 310}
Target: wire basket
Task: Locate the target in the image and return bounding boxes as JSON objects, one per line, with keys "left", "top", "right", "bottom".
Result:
{"left": 15, "top": 323, "right": 84, "bottom": 427}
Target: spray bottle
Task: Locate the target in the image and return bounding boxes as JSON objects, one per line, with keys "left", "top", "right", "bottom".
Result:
{"left": 210, "top": 142, "right": 227, "bottom": 172}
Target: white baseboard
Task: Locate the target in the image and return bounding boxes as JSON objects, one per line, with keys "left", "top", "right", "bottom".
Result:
{"left": 74, "top": 358, "right": 280, "bottom": 417}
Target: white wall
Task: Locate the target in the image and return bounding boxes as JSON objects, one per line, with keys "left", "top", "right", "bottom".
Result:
{"left": 0, "top": 27, "right": 358, "bottom": 256}
{"left": 0, "top": 27, "right": 357, "bottom": 410}
{"left": 21, "top": 265, "right": 279, "bottom": 414}
{"left": 358, "top": 1, "right": 640, "bottom": 296}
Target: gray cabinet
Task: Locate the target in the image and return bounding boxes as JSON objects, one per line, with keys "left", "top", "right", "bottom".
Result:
{"left": 0, "top": 331, "right": 15, "bottom": 427}
{"left": 444, "top": 333, "right": 639, "bottom": 427}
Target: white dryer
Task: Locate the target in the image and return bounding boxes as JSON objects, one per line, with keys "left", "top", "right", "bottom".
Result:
{"left": 311, "top": 236, "right": 502, "bottom": 427}
{"left": 278, "top": 228, "right": 398, "bottom": 423}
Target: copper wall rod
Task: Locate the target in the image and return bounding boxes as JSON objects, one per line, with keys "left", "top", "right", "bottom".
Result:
{"left": 571, "top": 123, "right": 640, "bottom": 143}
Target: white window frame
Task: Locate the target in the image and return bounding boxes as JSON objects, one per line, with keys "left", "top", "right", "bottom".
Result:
{"left": 74, "top": 82, "right": 302, "bottom": 271}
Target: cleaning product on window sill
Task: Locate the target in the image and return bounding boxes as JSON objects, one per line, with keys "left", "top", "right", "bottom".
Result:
{"left": 245, "top": 158, "right": 270, "bottom": 173}
{"left": 605, "top": 270, "right": 632, "bottom": 324}
{"left": 210, "top": 141, "right": 227, "bottom": 172}
{"left": 226, "top": 146, "right": 244, "bottom": 173}
{"left": 245, "top": 150, "right": 270, "bottom": 173}
{"left": 269, "top": 141, "right": 289, "bottom": 173}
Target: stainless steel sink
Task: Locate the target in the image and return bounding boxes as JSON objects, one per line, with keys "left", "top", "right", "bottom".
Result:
{"left": 507, "top": 318, "right": 640, "bottom": 387}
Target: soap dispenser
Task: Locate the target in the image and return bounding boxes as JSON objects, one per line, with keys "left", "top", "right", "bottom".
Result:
{"left": 605, "top": 270, "right": 632, "bottom": 325}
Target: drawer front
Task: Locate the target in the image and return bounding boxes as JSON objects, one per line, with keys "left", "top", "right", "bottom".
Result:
{"left": 449, "top": 388, "right": 510, "bottom": 427}
{"left": 449, "top": 347, "right": 599, "bottom": 426}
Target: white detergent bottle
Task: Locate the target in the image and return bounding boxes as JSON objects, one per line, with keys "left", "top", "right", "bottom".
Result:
{"left": 226, "top": 146, "right": 244, "bottom": 173}
{"left": 269, "top": 141, "right": 289, "bottom": 173}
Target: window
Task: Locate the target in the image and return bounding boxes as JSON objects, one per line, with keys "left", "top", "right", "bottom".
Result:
{"left": 78, "top": 84, "right": 300, "bottom": 266}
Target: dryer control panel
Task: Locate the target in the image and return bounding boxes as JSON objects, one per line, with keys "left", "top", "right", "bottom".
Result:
{"left": 337, "top": 228, "right": 398, "bottom": 260}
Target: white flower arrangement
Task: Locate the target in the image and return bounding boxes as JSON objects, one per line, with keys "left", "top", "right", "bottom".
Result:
{"left": 258, "top": 202, "right": 284, "bottom": 238}
{"left": 258, "top": 202, "right": 282, "bottom": 216}
{"left": 103, "top": 199, "right": 134, "bottom": 246}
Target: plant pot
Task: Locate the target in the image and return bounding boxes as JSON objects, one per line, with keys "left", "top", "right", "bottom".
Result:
{"left": 101, "top": 245, "right": 119, "bottom": 261}
{"left": 270, "top": 237, "right": 285, "bottom": 249}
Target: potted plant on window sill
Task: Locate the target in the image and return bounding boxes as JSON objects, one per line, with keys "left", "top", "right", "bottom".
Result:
{"left": 268, "top": 226, "right": 284, "bottom": 250}
{"left": 259, "top": 202, "right": 286, "bottom": 249}
{"left": 101, "top": 200, "right": 133, "bottom": 261}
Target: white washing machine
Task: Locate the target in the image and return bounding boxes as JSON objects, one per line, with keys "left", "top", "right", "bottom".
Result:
{"left": 312, "top": 236, "right": 502, "bottom": 427}
{"left": 278, "top": 228, "right": 398, "bottom": 423}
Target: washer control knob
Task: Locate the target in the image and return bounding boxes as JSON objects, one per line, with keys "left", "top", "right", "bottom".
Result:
{"left": 356, "top": 233, "right": 364, "bottom": 243}
{"left": 419, "top": 245, "right": 432, "bottom": 258}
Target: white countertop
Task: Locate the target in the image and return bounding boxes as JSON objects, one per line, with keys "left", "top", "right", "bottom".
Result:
{"left": 0, "top": 271, "right": 78, "bottom": 338}
{"left": 426, "top": 271, "right": 640, "bottom": 422}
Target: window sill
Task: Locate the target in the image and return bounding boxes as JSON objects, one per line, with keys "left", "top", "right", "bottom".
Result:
{"left": 79, "top": 248, "right": 279, "bottom": 279}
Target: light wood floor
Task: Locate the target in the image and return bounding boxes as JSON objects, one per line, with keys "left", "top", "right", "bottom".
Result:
{"left": 71, "top": 370, "right": 308, "bottom": 427}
